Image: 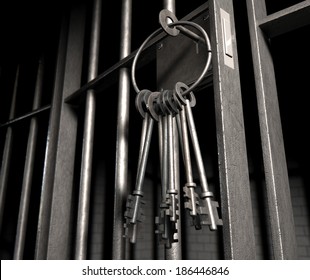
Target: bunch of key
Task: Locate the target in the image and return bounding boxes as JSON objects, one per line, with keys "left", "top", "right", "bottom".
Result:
{"left": 124, "top": 82, "right": 222, "bottom": 247}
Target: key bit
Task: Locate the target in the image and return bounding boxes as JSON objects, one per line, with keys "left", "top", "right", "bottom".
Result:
{"left": 124, "top": 194, "right": 145, "bottom": 243}
{"left": 155, "top": 203, "right": 169, "bottom": 239}
{"left": 198, "top": 196, "right": 223, "bottom": 229}
{"left": 165, "top": 192, "right": 179, "bottom": 222}
{"left": 183, "top": 183, "right": 199, "bottom": 214}
{"left": 183, "top": 183, "right": 202, "bottom": 229}
{"left": 155, "top": 203, "right": 178, "bottom": 248}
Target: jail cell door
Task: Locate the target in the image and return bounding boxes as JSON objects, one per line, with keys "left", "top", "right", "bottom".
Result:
{"left": 0, "top": 0, "right": 255, "bottom": 260}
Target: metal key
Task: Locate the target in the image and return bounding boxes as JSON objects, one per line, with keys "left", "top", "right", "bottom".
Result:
{"left": 155, "top": 113, "right": 171, "bottom": 246}
{"left": 155, "top": 91, "right": 178, "bottom": 247}
{"left": 175, "top": 82, "right": 222, "bottom": 230}
{"left": 176, "top": 90, "right": 202, "bottom": 229}
{"left": 124, "top": 90, "right": 154, "bottom": 243}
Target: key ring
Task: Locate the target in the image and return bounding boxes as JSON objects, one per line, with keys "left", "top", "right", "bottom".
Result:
{"left": 131, "top": 10, "right": 212, "bottom": 96}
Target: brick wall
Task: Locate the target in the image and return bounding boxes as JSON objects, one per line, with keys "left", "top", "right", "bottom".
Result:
{"left": 290, "top": 177, "right": 310, "bottom": 259}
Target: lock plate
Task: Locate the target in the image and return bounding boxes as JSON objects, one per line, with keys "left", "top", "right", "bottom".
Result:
{"left": 157, "top": 9, "right": 212, "bottom": 90}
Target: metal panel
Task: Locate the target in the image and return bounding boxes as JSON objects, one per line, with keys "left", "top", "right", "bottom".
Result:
{"left": 209, "top": 0, "right": 256, "bottom": 259}
{"left": 156, "top": 12, "right": 212, "bottom": 91}
{"left": 35, "top": 15, "right": 69, "bottom": 260}
{"left": 112, "top": 0, "right": 132, "bottom": 260}
{"left": 246, "top": 0, "right": 297, "bottom": 259}
{"left": 75, "top": 0, "right": 101, "bottom": 260}
{"left": 46, "top": 3, "right": 86, "bottom": 260}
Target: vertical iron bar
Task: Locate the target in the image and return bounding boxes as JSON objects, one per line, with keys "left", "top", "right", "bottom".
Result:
{"left": 246, "top": 0, "right": 297, "bottom": 259}
{"left": 75, "top": 0, "right": 101, "bottom": 260}
{"left": 112, "top": 0, "right": 132, "bottom": 260}
{"left": 209, "top": 0, "right": 256, "bottom": 259}
{"left": 0, "top": 66, "right": 19, "bottom": 233}
{"left": 163, "top": 0, "right": 176, "bottom": 14}
{"left": 35, "top": 15, "right": 69, "bottom": 260}
{"left": 46, "top": 3, "right": 86, "bottom": 259}
{"left": 14, "top": 59, "right": 44, "bottom": 259}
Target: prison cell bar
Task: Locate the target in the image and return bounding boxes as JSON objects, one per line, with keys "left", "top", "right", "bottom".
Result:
{"left": 0, "top": 66, "right": 19, "bottom": 233}
{"left": 75, "top": 0, "right": 101, "bottom": 260}
{"left": 209, "top": 0, "right": 256, "bottom": 259}
{"left": 112, "top": 0, "right": 132, "bottom": 260}
{"left": 46, "top": 3, "right": 86, "bottom": 259}
{"left": 14, "top": 59, "right": 44, "bottom": 260}
{"left": 35, "top": 15, "right": 70, "bottom": 260}
{"left": 164, "top": 0, "right": 175, "bottom": 15}
{"left": 246, "top": 0, "right": 298, "bottom": 259}
{"left": 0, "top": 106, "right": 51, "bottom": 129}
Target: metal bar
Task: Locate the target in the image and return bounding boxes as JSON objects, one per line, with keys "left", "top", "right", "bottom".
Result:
{"left": 246, "top": 0, "right": 297, "bottom": 259}
{"left": 35, "top": 15, "right": 69, "bottom": 260}
{"left": 163, "top": 0, "right": 175, "bottom": 13}
{"left": 65, "top": 3, "right": 209, "bottom": 105}
{"left": 0, "top": 65, "right": 19, "bottom": 233}
{"left": 0, "top": 105, "right": 51, "bottom": 129}
{"left": 112, "top": 0, "right": 132, "bottom": 260}
{"left": 259, "top": 0, "right": 310, "bottom": 38}
{"left": 46, "top": 2, "right": 86, "bottom": 259}
{"left": 14, "top": 58, "right": 44, "bottom": 259}
{"left": 209, "top": 0, "right": 256, "bottom": 259}
{"left": 75, "top": 0, "right": 101, "bottom": 260}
